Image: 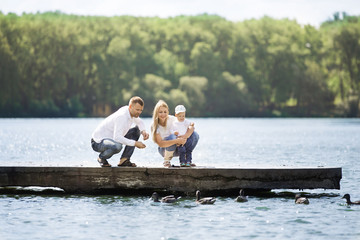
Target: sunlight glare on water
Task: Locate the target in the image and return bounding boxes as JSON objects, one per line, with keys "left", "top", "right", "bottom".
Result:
{"left": 0, "top": 118, "right": 359, "bottom": 240}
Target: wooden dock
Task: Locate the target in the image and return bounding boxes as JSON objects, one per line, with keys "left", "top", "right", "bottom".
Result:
{"left": 0, "top": 166, "right": 341, "bottom": 195}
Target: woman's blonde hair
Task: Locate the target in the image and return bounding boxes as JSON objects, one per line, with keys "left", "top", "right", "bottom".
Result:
{"left": 151, "top": 100, "right": 169, "bottom": 142}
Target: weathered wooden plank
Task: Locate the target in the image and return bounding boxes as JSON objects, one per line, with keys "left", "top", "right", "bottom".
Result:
{"left": 0, "top": 166, "right": 342, "bottom": 195}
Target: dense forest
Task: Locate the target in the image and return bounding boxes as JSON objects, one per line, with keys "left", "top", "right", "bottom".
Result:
{"left": 0, "top": 11, "right": 359, "bottom": 117}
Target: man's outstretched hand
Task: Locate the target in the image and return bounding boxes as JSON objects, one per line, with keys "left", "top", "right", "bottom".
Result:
{"left": 141, "top": 131, "right": 149, "bottom": 140}
{"left": 135, "top": 141, "right": 146, "bottom": 148}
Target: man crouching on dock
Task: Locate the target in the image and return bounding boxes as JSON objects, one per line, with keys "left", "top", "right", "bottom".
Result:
{"left": 91, "top": 96, "right": 149, "bottom": 167}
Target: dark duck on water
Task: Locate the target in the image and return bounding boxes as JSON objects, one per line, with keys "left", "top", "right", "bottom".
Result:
{"left": 151, "top": 192, "right": 179, "bottom": 203}
{"left": 235, "top": 189, "right": 248, "bottom": 202}
{"left": 342, "top": 194, "right": 360, "bottom": 205}
{"left": 295, "top": 194, "right": 309, "bottom": 204}
{"left": 195, "top": 190, "right": 216, "bottom": 205}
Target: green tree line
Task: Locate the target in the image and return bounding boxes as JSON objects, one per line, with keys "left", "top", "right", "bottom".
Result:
{"left": 0, "top": 11, "right": 359, "bottom": 117}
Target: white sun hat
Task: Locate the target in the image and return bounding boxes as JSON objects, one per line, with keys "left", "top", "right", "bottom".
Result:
{"left": 175, "top": 105, "right": 186, "bottom": 114}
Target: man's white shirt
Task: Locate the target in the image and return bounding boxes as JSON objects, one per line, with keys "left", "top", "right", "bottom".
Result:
{"left": 92, "top": 106, "right": 145, "bottom": 146}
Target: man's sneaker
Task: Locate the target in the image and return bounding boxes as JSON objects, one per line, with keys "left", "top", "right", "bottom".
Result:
{"left": 97, "top": 158, "right": 111, "bottom": 167}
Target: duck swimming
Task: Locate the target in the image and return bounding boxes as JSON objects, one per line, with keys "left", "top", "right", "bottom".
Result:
{"left": 151, "top": 192, "right": 179, "bottom": 203}
{"left": 196, "top": 190, "right": 216, "bottom": 205}
{"left": 295, "top": 194, "right": 309, "bottom": 204}
{"left": 342, "top": 194, "right": 360, "bottom": 205}
{"left": 235, "top": 189, "right": 248, "bottom": 202}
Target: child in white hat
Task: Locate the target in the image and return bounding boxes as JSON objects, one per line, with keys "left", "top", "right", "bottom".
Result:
{"left": 173, "top": 105, "right": 195, "bottom": 167}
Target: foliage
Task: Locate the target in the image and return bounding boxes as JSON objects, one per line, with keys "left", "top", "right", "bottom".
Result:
{"left": 0, "top": 11, "right": 359, "bottom": 117}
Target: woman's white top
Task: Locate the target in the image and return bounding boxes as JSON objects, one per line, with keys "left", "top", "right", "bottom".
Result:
{"left": 156, "top": 115, "right": 176, "bottom": 139}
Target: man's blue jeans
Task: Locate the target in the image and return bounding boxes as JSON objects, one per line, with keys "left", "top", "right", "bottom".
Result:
{"left": 158, "top": 131, "right": 199, "bottom": 163}
{"left": 91, "top": 126, "right": 140, "bottom": 160}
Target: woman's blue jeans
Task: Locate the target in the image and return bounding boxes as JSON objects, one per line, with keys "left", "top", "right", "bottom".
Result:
{"left": 157, "top": 131, "right": 199, "bottom": 162}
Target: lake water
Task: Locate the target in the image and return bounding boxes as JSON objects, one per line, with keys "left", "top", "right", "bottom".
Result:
{"left": 0, "top": 118, "right": 359, "bottom": 240}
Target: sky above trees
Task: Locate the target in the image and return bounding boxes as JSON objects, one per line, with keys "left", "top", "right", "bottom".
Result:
{"left": 1, "top": 0, "right": 359, "bottom": 27}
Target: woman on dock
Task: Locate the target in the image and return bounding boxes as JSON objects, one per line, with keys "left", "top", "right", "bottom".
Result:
{"left": 151, "top": 100, "right": 199, "bottom": 167}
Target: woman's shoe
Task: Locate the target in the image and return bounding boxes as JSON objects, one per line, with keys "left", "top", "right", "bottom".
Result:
{"left": 163, "top": 160, "right": 171, "bottom": 168}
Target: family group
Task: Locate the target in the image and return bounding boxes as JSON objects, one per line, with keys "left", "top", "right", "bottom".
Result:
{"left": 91, "top": 96, "right": 199, "bottom": 168}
